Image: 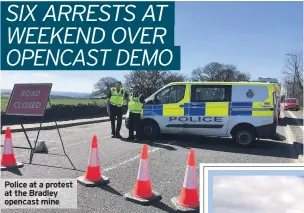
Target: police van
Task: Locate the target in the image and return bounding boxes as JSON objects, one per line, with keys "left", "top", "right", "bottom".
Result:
{"left": 125, "top": 81, "right": 279, "bottom": 147}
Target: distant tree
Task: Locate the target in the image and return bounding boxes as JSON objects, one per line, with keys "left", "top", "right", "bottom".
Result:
{"left": 91, "top": 77, "right": 119, "bottom": 97}
{"left": 192, "top": 62, "right": 251, "bottom": 82}
{"left": 282, "top": 52, "right": 303, "bottom": 105}
{"left": 163, "top": 71, "right": 188, "bottom": 85}
{"left": 124, "top": 71, "right": 187, "bottom": 97}
{"left": 282, "top": 52, "right": 303, "bottom": 93}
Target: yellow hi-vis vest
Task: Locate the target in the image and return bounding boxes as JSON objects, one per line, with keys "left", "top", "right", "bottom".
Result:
{"left": 110, "top": 87, "right": 124, "bottom": 107}
{"left": 128, "top": 93, "right": 143, "bottom": 113}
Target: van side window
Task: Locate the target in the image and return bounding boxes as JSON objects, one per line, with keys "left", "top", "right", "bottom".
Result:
{"left": 191, "top": 85, "right": 231, "bottom": 102}
{"left": 155, "top": 85, "right": 186, "bottom": 104}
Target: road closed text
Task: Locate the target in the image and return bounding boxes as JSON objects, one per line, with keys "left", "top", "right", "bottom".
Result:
{"left": 13, "top": 102, "right": 41, "bottom": 109}
{"left": 13, "top": 89, "right": 42, "bottom": 109}
{"left": 21, "top": 90, "right": 40, "bottom": 96}
{"left": 5, "top": 84, "right": 51, "bottom": 116}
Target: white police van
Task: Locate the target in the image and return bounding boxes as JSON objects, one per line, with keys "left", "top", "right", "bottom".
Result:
{"left": 125, "top": 81, "right": 278, "bottom": 147}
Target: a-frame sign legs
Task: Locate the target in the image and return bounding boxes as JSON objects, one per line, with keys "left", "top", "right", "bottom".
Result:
{"left": 29, "top": 118, "right": 44, "bottom": 164}
{"left": 28, "top": 99, "right": 76, "bottom": 170}
{"left": 53, "top": 119, "right": 76, "bottom": 170}
{"left": 21, "top": 123, "right": 33, "bottom": 163}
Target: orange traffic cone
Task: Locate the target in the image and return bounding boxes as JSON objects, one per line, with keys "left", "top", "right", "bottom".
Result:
{"left": 124, "top": 144, "right": 161, "bottom": 205}
{"left": 171, "top": 149, "right": 199, "bottom": 212}
{"left": 77, "top": 135, "right": 109, "bottom": 186}
{"left": 1, "top": 127, "right": 24, "bottom": 171}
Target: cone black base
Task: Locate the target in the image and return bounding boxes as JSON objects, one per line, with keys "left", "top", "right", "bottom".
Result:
{"left": 170, "top": 197, "right": 199, "bottom": 212}
{"left": 124, "top": 190, "right": 162, "bottom": 206}
{"left": 0, "top": 162, "right": 24, "bottom": 171}
{"left": 77, "top": 175, "right": 109, "bottom": 187}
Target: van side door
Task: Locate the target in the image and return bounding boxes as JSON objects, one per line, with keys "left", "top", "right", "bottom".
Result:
{"left": 187, "top": 84, "right": 231, "bottom": 136}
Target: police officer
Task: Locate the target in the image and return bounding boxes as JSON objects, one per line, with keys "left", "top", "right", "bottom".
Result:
{"left": 107, "top": 81, "right": 128, "bottom": 138}
{"left": 127, "top": 85, "right": 145, "bottom": 140}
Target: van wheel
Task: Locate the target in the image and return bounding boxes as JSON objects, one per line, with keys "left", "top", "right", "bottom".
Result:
{"left": 138, "top": 120, "right": 160, "bottom": 140}
{"left": 232, "top": 126, "right": 256, "bottom": 147}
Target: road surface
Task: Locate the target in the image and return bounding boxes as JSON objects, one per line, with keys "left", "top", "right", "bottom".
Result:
{"left": 1, "top": 112, "right": 303, "bottom": 213}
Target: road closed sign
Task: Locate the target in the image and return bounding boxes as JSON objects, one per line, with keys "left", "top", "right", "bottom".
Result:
{"left": 6, "top": 84, "right": 52, "bottom": 116}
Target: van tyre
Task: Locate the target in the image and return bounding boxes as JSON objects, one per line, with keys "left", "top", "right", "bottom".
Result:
{"left": 138, "top": 120, "right": 160, "bottom": 140}
{"left": 232, "top": 126, "right": 256, "bottom": 147}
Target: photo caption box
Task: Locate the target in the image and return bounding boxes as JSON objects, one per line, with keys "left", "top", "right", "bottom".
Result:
{"left": 0, "top": 179, "right": 77, "bottom": 209}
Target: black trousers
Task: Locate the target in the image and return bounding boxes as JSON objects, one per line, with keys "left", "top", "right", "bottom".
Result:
{"left": 109, "top": 104, "right": 123, "bottom": 135}
{"left": 128, "top": 112, "right": 141, "bottom": 138}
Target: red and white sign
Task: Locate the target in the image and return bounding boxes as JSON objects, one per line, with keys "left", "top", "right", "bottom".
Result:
{"left": 6, "top": 83, "right": 52, "bottom": 116}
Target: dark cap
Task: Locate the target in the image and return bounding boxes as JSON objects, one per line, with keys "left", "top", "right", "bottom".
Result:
{"left": 133, "top": 85, "right": 140, "bottom": 88}
{"left": 116, "top": 81, "right": 122, "bottom": 85}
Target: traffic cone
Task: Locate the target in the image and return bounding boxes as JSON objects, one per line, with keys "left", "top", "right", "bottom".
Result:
{"left": 77, "top": 135, "right": 109, "bottom": 187}
{"left": 1, "top": 127, "right": 24, "bottom": 171}
{"left": 171, "top": 149, "right": 199, "bottom": 212}
{"left": 124, "top": 144, "right": 162, "bottom": 205}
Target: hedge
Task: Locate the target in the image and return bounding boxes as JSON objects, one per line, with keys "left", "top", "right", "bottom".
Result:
{"left": 1, "top": 103, "right": 128, "bottom": 126}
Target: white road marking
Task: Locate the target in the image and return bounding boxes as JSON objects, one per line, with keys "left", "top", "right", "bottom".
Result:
{"left": 281, "top": 111, "right": 295, "bottom": 145}
{"left": 15, "top": 135, "right": 113, "bottom": 159}
{"left": 29, "top": 139, "right": 58, "bottom": 143}
{"left": 285, "top": 111, "right": 304, "bottom": 131}
{"left": 14, "top": 136, "right": 176, "bottom": 173}
{"left": 103, "top": 140, "right": 176, "bottom": 172}
{"left": 13, "top": 132, "right": 174, "bottom": 171}
{"left": 284, "top": 125, "right": 296, "bottom": 145}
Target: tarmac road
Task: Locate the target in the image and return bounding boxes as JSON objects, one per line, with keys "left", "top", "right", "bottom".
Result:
{"left": 0, "top": 117, "right": 301, "bottom": 213}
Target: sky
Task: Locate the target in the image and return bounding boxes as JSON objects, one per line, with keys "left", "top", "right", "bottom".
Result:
{"left": 213, "top": 175, "right": 304, "bottom": 213}
{"left": 1, "top": 1, "right": 303, "bottom": 93}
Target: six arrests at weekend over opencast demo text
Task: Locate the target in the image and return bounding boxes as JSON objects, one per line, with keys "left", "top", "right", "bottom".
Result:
{"left": 4, "top": 3, "right": 176, "bottom": 68}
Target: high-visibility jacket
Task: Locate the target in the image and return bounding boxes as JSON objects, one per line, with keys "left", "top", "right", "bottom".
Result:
{"left": 128, "top": 93, "right": 143, "bottom": 113}
{"left": 110, "top": 87, "right": 124, "bottom": 107}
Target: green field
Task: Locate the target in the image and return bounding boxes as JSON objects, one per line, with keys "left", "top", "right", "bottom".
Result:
{"left": 1, "top": 97, "right": 106, "bottom": 112}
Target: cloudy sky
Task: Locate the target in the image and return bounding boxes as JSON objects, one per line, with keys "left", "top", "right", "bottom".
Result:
{"left": 213, "top": 176, "right": 304, "bottom": 213}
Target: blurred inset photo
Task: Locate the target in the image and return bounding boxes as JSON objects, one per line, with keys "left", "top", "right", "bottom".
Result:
{"left": 213, "top": 175, "right": 304, "bottom": 213}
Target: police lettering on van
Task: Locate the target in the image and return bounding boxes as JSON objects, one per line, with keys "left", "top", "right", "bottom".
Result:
{"left": 169, "top": 116, "right": 223, "bottom": 123}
